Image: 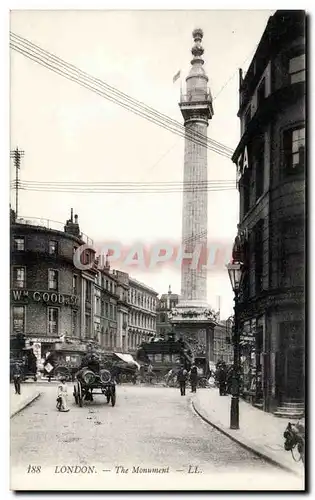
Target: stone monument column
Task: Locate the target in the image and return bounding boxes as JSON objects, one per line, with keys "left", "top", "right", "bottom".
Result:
{"left": 169, "top": 29, "right": 216, "bottom": 369}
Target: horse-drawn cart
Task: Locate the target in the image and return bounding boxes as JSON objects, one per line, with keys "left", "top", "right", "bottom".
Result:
{"left": 73, "top": 367, "right": 116, "bottom": 407}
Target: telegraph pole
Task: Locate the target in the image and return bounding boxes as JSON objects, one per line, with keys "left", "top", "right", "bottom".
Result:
{"left": 10, "top": 147, "right": 24, "bottom": 219}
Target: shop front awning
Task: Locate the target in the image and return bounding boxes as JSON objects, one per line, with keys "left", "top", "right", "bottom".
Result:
{"left": 114, "top": 352, "right": 140, "bottom": 370}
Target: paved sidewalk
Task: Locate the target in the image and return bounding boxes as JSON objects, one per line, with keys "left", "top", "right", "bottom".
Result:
{"left": 10, "top": 383, "right": 41, "bottom": 418}
{"left": 192, "top": 389, "right": 304, "bottom": 477}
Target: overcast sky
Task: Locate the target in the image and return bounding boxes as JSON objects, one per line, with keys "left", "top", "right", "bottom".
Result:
{"left": 10, "top": 9, "right": 274, "bottom": 319}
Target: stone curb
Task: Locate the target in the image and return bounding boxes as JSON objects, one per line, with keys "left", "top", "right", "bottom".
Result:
{"left": 191, "top": 398, "right": 302, "bottom": 478}
{"left": 10, "top": 392, "right": 41, "bottom": 419}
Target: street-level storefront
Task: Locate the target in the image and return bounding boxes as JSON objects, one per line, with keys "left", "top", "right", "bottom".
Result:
{"left": 271, "top": 306, "right": 305, "bottom": 409}
{"left": 239, "top": 317, "right": 264, "bottom": 406}
{"left": 238, "top": 292, "right": 305, "bottom": 413}
{"left": 11, "top": 289, "right": 80, "bottom": 362}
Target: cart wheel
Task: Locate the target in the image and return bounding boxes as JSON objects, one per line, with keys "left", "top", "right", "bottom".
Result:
{"left": 73, "top": 385, "right": 78, "bottom": 405}
{"left": 34, "top": 376, "right": 37, "bottom": 382}
{"left": 111, "top": 387, "right": 116, "bottom": 407}
{"left": 77, "top": 381, "right": 83, "bottom": 407}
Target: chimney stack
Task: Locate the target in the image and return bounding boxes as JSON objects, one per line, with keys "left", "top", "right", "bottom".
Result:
{"left": 64, "top": 209, "right": 80, "bottom": 238}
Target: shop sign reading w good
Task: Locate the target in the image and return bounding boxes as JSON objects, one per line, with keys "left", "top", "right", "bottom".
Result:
{"left": 11, "top": 289, "right": 78, "bottom": 306}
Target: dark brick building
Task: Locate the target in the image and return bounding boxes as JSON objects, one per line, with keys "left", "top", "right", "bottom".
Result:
{"left": 232, "top": 11, "right": 305, "bottom": 413}
{"left": 10, "top": 209, "right": 96, "bottom": 364}
{"left": 213, "top": 319, "right": 234, "bottom": 366}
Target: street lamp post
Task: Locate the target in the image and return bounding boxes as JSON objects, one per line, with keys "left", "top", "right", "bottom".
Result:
{"left": 226, "top": 262, "right": 244, "bottom": 430}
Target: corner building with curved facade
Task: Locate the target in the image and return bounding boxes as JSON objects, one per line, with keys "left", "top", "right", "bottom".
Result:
{"left": 10, "top": 210, "right": 97, "bottom": 360}
{"left": 10, "top": 209, "right": 158, "bottom": 363}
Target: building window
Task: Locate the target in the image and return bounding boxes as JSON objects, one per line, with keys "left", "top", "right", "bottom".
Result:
{"left": 13, "top": 267, "right": 26, "bottom": 288}
{"left": 241, "top": 271, "right": 250, "bottom": 302}
{"left": 105, "top": 302, "right": 109, "bottom": 317}
{"left": 85, "top": 314, "right": 91, "bottom": 336}
{"left": 160, "top": 313, "right": 166, "bottom": 323}
{"left": 72, "top": 310, "right": 77, "bottom": 336}
{"left": 289, "top": 54, "right": 305, "bottom": 84}
{"left": 280, "top": 218, "right": 305, "bottom": 288}
{"left": 48, "top": 308, "right": 59, "bottom": 335}
{"left": 94, "top": 323, "right": 100, "bottom": 341}
{"left": 48, "top": 269, "right": 58, "bottom": 290}
{"left": 12, "top": 306, "right": 25, "bottom": 334}
{"left": 73, "top": 275, "right": 78, "bottom": 294}
{"left": 85, "top": 281, "right": 91, "bottom": 302}
{"left": 14, "top": 237, "right": 25, "bottom": 251}
{"left": 283, "top": 126, "right": 305, "bottom": 174}
{"left": 254, "top": 220, "right": 264, "bottom": 295}
{"left": 254, "top": 134, "right": 265, "bottom": 200}
{"left": 244, "top": 107, "right": 251, "bottom": 130}
{"left": 242, "top": 172, "right": 250, "bottom": 215}
{"left": 257, "top": 78, "right": 265, "bottom": 109}
{"left": 49, "top": 240, "right": 58, "bottom": 255}
{"left": 95, "top": 297, "right": 101, "bottom": 316}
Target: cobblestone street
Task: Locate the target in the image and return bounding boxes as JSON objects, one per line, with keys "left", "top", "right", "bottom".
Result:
{"left": 10, "top": 384, "right": 303, "bottom": 490}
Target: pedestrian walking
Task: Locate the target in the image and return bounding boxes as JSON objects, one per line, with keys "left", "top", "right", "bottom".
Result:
{"left": 139, "top": 364, "right": 145, "bottom": 384}
{"left": 189, "top": 363, "right": 198, "bottom": 393}
{"left": 56, "top": 378, "right": 70, "bottom": 412}
{"left": 208, "top": 372, "right": 216, "bottom": 388}
{"left": 217, "top": 364, "right": 227, "bottom": 396}
{"left": 177, "top": 366, "right": 188, "bottom": 396}
{"left": 147, "top": 363, "right": 154, "bottom": 384}
{"left": 13, "top": 362, "right": 22, "bottom": 395}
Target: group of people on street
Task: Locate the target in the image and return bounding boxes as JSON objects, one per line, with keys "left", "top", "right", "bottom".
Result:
{"left": 177, "top": 363, "right": 198, "bottom": 396}
{"left": 215, "top": 360, "right": 236, "bottom": 396}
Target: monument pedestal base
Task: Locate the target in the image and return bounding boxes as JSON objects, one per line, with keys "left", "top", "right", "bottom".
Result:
{"left": 169, "top": 302, "right": 217, "bottom": 373}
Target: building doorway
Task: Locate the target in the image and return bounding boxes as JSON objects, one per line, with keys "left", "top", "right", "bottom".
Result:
{"left": 277, "top": 321, "right": 304, "bottom": 402}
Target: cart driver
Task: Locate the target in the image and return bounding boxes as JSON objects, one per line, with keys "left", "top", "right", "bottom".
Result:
{"left": 80, "top": 353, "right": 100, "bottom": 374}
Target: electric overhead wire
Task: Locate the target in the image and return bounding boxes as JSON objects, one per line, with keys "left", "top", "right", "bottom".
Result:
{"left": 8, "top": 52, "right": 230, "bottom": 160}
{"left": 212, "top": 46, "right": 258, "bottom": 101}
{"left": 10, "top": 32, "right": 234, "bottom": 159}
{"left": 11, "top": 187, "right": 236, "bottom": 194}
{"left": 12, "top": 179, "right": 235, "bottom": 185}
{"left": 11, "top": 181, "right": 236, "bottom": 191}
{"left": 11, "top": 34, "right": 288, "bottom": 265}
{"left": 10, "top": 32, "right": 234, "bottom": 156}
{"left": 10, "top": 33, "right": 241, "bottom": 249}
{"left": 11, "top": 178, "right": 237, "bottom": 193}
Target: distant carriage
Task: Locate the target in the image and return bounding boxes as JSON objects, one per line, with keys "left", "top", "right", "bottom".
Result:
{"left": 136, "top": 333, "right": 211, "bottom": 386}
{"left": 10, "top": 348, "right": 38, "bottom": 382}
{"left": 10, "top": 334, "right": 37, "bottom": 382}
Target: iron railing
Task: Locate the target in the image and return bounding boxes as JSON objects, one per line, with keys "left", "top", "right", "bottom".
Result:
{"left": 15, "top": 216, "right": 93, "bottom": 245}
{"left": 180, "top": 89, "right": 212, "bottom": 103}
